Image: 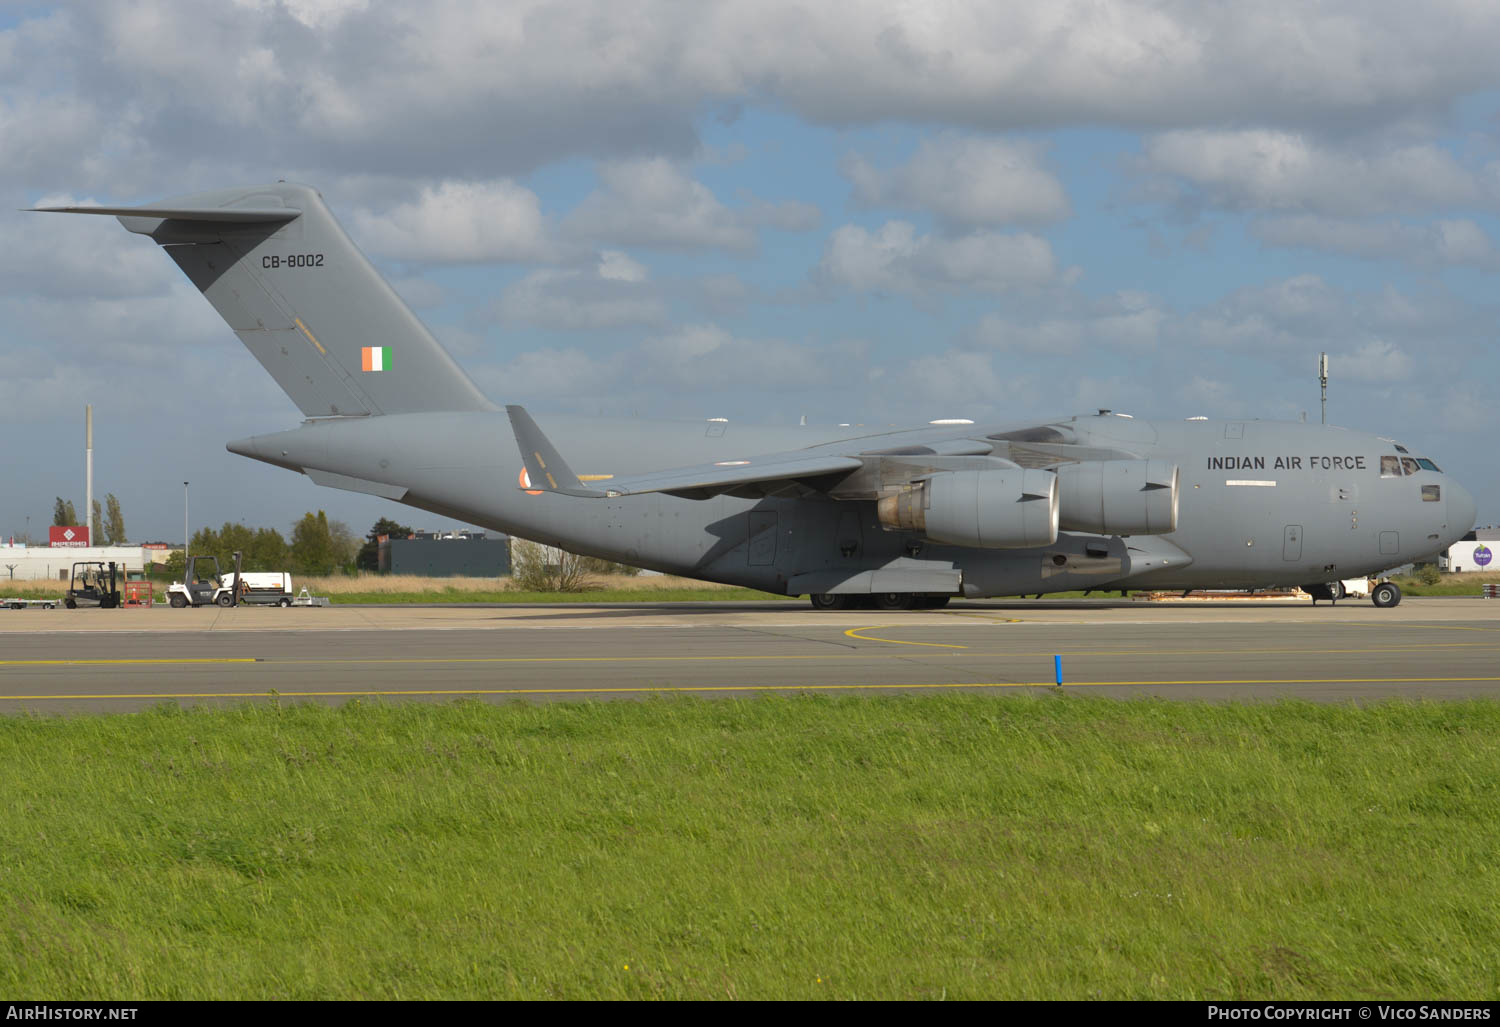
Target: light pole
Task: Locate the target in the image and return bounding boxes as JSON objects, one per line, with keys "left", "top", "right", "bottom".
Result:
{"left": 183, "top": 481, "right": 190, "bottom": 561}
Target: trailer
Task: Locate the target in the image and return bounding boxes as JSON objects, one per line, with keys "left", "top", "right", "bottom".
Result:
{"left": 289, "top": 587, "right": 331, "bottom": 607}
{"left": 2, "top": 598, "right": 59, "bottom": 610}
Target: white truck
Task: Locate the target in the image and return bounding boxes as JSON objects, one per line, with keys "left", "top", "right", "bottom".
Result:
{"left": 167, "top": 554, "right": 295, "bottom": 607}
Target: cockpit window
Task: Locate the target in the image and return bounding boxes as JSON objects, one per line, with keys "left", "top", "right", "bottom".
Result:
{"left": 1422, "top": 484, "right": 1441, "bottom": 502}
{"left": 1401, "top": 457, "right": 1420, "bottom": 475}
{"left": 1381, "top": 455, "right": 1402, "bottom": 477}
{"left": 1416, "top": 458, "right": 1441, "bottom": 472}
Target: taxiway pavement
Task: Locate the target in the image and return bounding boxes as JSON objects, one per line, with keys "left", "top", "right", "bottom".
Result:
{"left": 2, "top": 598, "right": 1497, "bottom": 712}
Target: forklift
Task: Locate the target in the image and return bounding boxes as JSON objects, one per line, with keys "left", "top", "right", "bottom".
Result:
{"left": 65, "top": 561, "right": 121, "bottom": 609}
{"left": 167, "top": 551, "right": 244, "bottom": 608}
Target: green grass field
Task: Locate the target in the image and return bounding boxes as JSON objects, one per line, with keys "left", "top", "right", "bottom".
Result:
{"left": 2, "top": 694, "right": 1498, "bottom": 999}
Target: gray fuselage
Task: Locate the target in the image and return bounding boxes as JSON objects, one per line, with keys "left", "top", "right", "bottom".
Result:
{"left": 229, "top": 409, "right": 1475, "bottom": 598}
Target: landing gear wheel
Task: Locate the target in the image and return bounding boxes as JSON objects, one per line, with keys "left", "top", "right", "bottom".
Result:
{"left": 872, "top": 592, "right": 915, "bottom": 611}
{"left": 1371, "top": 581, "right": 1402, "bottom": 608}
{"left": 216, "top": 593, "right": 234, "bottom": 608}
{"left": 169, "top": 593, "right": 187, "bottom": 609}
{"left": 809, "top": 594, "right": 850, "bottom": 611}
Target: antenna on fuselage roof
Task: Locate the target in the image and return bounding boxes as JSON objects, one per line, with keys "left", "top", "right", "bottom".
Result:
{"left": 1319, "top": 352, "right": 1329, "bottom": 425}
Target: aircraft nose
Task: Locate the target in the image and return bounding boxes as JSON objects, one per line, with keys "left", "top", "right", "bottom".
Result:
{"left": 1448, "top": 479, "right": 1477, "bottom": 540}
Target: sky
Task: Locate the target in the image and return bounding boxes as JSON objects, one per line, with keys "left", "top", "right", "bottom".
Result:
{"left": 2, "top": 0, "right": 1498, "bottom": 543}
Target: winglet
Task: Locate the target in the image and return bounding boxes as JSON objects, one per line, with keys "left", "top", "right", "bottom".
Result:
{"left": 505, "top": 405, "right": 610, "bottom": 498}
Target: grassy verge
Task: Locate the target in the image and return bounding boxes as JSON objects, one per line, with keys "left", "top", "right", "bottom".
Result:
{"left": 1386, "top": 571, "right": 1500, "bottom": 596}
{"left": 2, "top": 695, "right": 1497, "bottom": 999}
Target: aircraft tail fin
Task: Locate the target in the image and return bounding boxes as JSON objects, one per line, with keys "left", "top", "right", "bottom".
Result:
{"left": 35, "top": 184, "right": 493, "bottom": 418}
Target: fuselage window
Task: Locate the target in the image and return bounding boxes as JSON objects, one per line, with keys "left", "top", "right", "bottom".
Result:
{"left": 1401, "top": 457, "right": 1420, "bottom": 475}
{"left": 1381, "top": 455, "right": 1402, "bottom": 477}
{"left": 1416, "top": 458, "right": 1440, "bottom": 472}
{"left": 1422, "top": 485, "right": 1441, "bottom": 502}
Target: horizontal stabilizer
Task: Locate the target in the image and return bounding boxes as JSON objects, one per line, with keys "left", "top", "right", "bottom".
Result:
{"left": 29, "top": 204, "right": 301, "bottom": 223}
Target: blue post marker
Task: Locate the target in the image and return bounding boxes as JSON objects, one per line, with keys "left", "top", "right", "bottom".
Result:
{"left": 1054, "top": 654, "right": 1062, "bottom": 686}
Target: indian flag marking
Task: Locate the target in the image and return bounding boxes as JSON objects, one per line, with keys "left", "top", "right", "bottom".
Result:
{"left": 361, "top": 346, "right": 391, "bottom": 372}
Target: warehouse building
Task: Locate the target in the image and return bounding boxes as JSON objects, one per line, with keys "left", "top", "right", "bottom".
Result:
{"left": 377, "top": 529, "right": 511, "bottom": 577}
{"left": 1446, "top": 528, "right": 1500, "bottom": 573}
{"left": 0, "top": 542, "right": 152, "bottom": 582}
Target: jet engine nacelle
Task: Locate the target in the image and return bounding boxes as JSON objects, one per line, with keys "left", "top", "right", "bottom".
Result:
{"left": 877, "top": 469, "right": 1059, "bottom": 549}
{"left": 1054, "top": 459, "right": 1179, "bottom": 535}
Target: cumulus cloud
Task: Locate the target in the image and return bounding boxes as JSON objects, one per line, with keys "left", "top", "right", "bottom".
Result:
{"left": 638, "top": 324, "right": 846, "bottom": 390}
{"left": 471, "top": 323, "right": 867, "bottom": 412}
{"left": 8, "top": 2, "right": 1500, "bottom": 194}
{"left": 1140, "top": 130, "right": 1500, "bottom": 216}
{"left": 974, "top": 291, "right": 1165, "bottom": 352}
{"left": 819, "top": 221, "right": 1057, "bottom": 294}
{"left": 1338, "top": 340, "right": 1414, "bottom": 383}
{"left": 494, "top": 251, "right": 668, "bottom": 331}
{"left": 843, "top": 136, "right": 1069, "bottom": 227}
{"left": 350, "top": 180, "right": 558, "bottom": 262}
{"left": 1252, "top": 215, "right": 1500, "bottom": 268}
{"left": 565, "top": 159, "right": 759, "bottom": 251}
{"left": 0, "top": 200, "right": 182, "bottom": 299}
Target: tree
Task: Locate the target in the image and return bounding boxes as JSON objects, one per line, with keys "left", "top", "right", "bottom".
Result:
{"left": 103, "top": 494, "right": 126, "bottom": 545}
{"left": 510, "top": 538, "right": 594, "bottom": 592}
{"left": 160, "top": 550, "right": 185, "bottom": 582}
{"left": 329, "top": 519, "right": 359, "bottom": 571}
{"left": 91, "top": 499, "right": 103, "bottom": 542}
{"left": 356, "top": 517, "right": 414, "bottom": 572}
{"left": 290, "top": 510, "right": 339, "bottom": 576}
{"left": 52, "top": 497, "right": 78, "bottom": 527}
{"left": 187, "top": 522, "right": 289, "bottom": 573}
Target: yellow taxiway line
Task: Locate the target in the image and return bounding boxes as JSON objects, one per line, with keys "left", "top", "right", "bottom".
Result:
{"left": 0, "top": 658, "right": 258, "bottom": 666}
{"left": 843, "top": 626, "right": 967, "bottom": 648}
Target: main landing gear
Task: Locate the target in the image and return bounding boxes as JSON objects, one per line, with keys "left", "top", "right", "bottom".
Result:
{"left": 808, "top": 594, "right": 951, "bottom": 610}
{"left": 1370, "top": 581, "right": 1402, "bottom": 608}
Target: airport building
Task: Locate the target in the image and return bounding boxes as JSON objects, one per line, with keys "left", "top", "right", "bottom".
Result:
{"left": 0, "top": 542, "right": 156, "bottom": 583}
{"left": 377, "top": 530, "right": 511, "bottom": 577}
{"left": 1446, "top": 529, "right": 1500, "bottom": 574}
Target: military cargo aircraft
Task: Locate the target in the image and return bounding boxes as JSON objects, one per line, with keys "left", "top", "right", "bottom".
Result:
{"left": 37, "top": 183, "right": 1477, "bottom": 609}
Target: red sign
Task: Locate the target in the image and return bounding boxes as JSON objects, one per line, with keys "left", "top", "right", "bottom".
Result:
{"left": 141, "top": 543, "right": 170, "bottom": 550}
{"left": 49, "top": 525, "right": 90, "bottom": 547}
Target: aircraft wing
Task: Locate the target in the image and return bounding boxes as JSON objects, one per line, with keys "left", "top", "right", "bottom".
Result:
{"left": 507, "top": 405, "right": 863, "bottom": 500}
